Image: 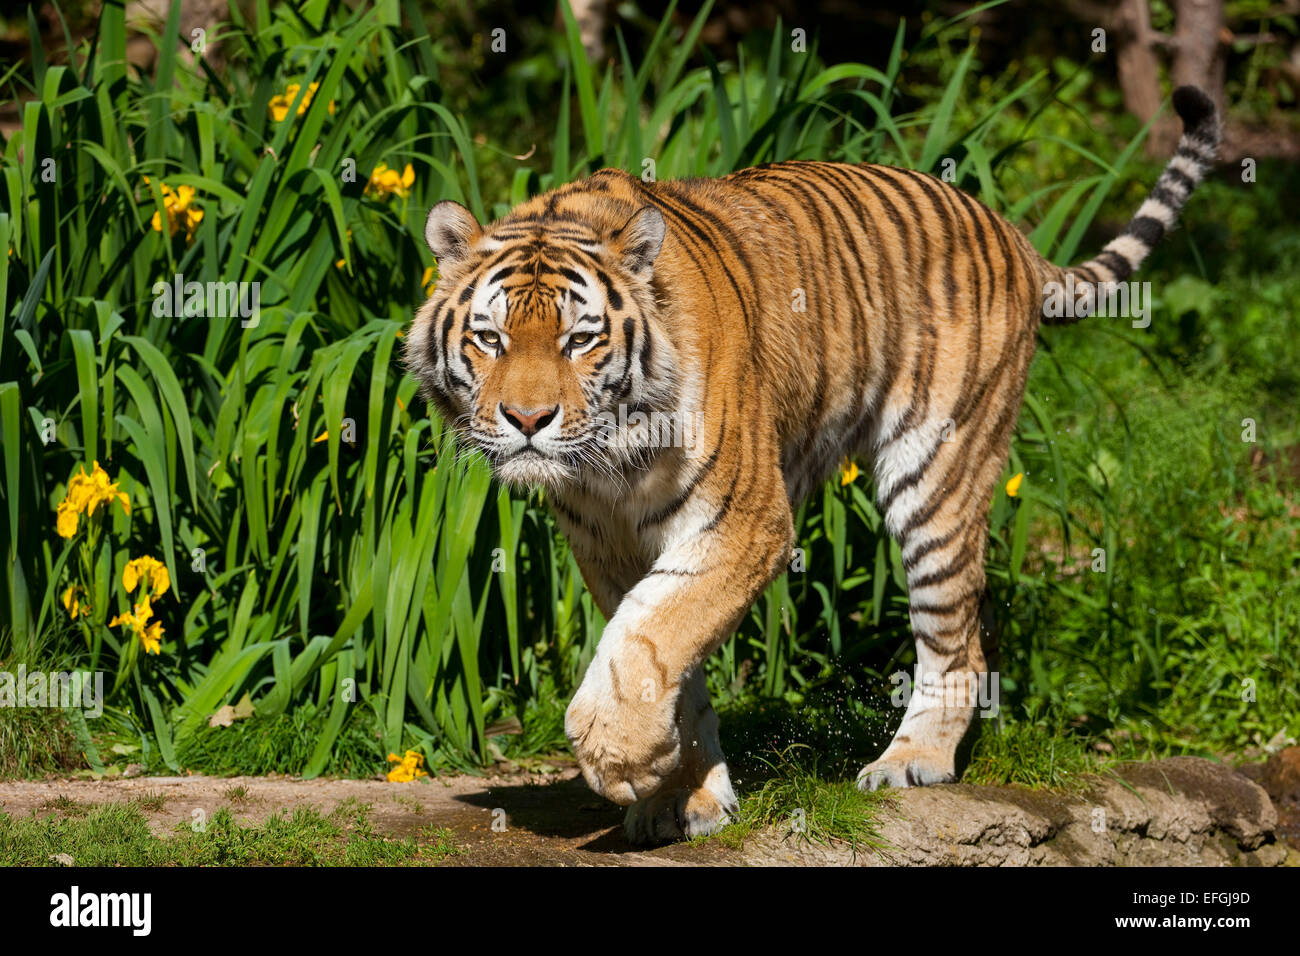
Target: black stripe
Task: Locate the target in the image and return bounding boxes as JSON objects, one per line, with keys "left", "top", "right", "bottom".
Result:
{"left": 1095, "top": 249, "right": 1133, "bottom": 280}
{"left": 906, "top": 548, "right": 977, "bottom": 592}
{"left": 638, "top": 317, "right": 653, "bottom": 379}
{"left": 1148, "top": 184, "right": 1183, "bottom": 210}
{"left": 637, "top": 410, "right": 726, "bottom": 530}
{"left": 1161, "top": 166, "right": 1196, "bottom": 193}
{"left": 594, "top": 269, "right": 622, "bottom": 311}
{"left": 879, "top": 442, "right": 942, "bottom": 514}
{"left": 903, "top": 522, "right": 967, "bottom": 571}
{"left": 1122, "top": 215, "right": 1164, "bottom": 247}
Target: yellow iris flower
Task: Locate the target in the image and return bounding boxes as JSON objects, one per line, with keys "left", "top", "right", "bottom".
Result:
{"left": 123, "top": 555, "right": 170, "bottom": 598}
{"left": 148, "top": 179, "right": 204, "bottom": 243}
{"left": 840, "top": 458, "right": 860, "bottom": 486}
{"left": 268, "top": 81, "right": 334, "bottom": 122}
{"left": 386, "top": 749, "right": 428, "bottom": 782}
{"left": 56, "top": 461, "right": 130, "bottom": 539}
{"left": 366, "top": 162, "right": 415, "bottom": 200}
{"left": 1005, "top": 472, "right": 1024, "bottom": 497}
{"left": 110, "top": 555, "right": 170, "bottom": 654}
{"left": 110, "top": 594, "right": 164, "bottom": 655}
{"left": 62, "top": 584, "right": 88, "bottom": 620}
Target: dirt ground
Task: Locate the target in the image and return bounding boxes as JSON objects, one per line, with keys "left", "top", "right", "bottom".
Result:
{"left": 2, "top": 753, "right": 1295, "bottom": 866}
{"left": 0, "top": 767, "right": 747, "bottom": 865}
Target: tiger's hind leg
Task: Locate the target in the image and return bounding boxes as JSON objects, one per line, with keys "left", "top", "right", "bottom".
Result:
{"left": 622, "top": 667, "right": 738, "bottom": 844}
{"left": 857, "top": 415, "right": 1007, "bottom": 791}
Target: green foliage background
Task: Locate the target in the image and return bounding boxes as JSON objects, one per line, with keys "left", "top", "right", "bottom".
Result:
{"left": 1, "top": 0, "right": 1296, "bottom": 780}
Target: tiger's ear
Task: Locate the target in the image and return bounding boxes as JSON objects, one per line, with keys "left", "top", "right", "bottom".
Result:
{"left": 613, "top": 206, "right": 665, "bottom": 276}
{"left": 425, "top": 201, "right": 482, "bottom": 267}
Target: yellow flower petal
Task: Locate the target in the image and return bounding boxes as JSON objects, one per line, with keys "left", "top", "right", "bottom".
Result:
{"left": 1005, "top": 472, "right": 1024, "bottom": 497}
{"left": 840, "top": 458, "right": 860, "bottom": 486}
{"left": 152, "top": 563, "right": 171, "bottom": 598}
{"left": 141, "top": 620, "right": 163, "bottom": 655}
{"left": 56, "top": 503, "right": 79, "bottom": 538}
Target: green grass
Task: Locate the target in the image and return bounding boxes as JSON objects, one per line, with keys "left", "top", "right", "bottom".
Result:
{"left": 175, "top": 706, "right": 388, "bottom": 778}
{"left": 1004, "top": 222, "right": 1300, "bottom": 756}
{"left": 961, "top": 716, "right": 1108, "bottom": 792}
{"left": 38, "top": 794, "right": 89, "bottom": 817}
{"left": 696, "top": 745, "right": 890, "bottom": 854}
{"left": 0, "top": 798, "right": 465, "bottom": 866}
{"left": 0, "top": 705, "right": 81, "bottom": 779}
{"left": 0, "top": 633, "right": 86, "bottom": 779}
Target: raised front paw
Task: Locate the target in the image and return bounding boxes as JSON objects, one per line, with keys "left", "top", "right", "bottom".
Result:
{"left": 565, "top": 638, "right": 681, "bottom": 806}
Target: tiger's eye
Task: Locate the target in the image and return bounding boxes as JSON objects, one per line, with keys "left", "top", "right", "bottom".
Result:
{"left": 569, "top": 332, "right": 595, "bottom": 348}
{"left": 477, "top": 330, "right": 500, "bottom": 347}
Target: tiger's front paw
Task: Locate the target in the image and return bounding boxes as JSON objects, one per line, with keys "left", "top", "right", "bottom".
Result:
{"left": 624, "top": 777, "right": 737, "bottom": 845}
{"left": 565, "top": 638, "right": 681, "bottom": 806}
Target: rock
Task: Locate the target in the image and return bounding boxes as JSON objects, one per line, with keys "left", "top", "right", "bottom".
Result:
{"left": 1252, "top": 746, "right": 1300, "bottom": 802}
{"left": 1241, "top": 746, "right": 1300, "bottom": 847}
{"left": 740, "top": 757, "right": 1288, "bottom": 866}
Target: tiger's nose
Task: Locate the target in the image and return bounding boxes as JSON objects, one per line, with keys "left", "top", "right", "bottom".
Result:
{"left": 501, "top": 404, "right": 558, "bottom": 437}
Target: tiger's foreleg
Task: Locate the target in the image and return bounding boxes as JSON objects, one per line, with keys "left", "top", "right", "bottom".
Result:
{"left": 562, "top": 546, "right": 736, "bottom": 840}
{"left": 564, "top": 462, "right": 793, "bottom": 836}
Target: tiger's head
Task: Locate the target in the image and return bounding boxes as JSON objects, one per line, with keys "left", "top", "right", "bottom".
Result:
{"left": 404, "top": 175, "right": 681, "bottom": 490}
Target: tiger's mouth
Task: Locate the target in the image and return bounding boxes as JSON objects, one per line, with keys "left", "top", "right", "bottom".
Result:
{"left": 492, "top": 446, "right": 578, "bottom": 489}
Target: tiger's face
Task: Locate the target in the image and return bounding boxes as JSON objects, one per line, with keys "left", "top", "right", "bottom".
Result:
{"left": 405, "top": 196, "right": 679, "bottom": 489}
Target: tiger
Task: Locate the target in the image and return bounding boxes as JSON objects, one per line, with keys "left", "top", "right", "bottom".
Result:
{"left": 404, "top": 86, "right": 1220, "bottom": 844}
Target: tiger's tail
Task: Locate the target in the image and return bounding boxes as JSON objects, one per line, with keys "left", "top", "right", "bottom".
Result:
{"left": 1041, "top": 85, "right": 1221, "bottom": 325}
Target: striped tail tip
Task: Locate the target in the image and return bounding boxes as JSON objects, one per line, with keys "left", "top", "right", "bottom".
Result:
{"left": 1066, "top": 86, "right": 1220, "bottom": 293}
